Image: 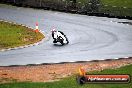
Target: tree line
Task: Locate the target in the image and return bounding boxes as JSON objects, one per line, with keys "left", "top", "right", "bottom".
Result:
{"left": 0, "top": 0, "right": 131, "bottom": 19}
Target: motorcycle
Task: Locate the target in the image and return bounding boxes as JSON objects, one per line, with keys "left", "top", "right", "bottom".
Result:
{"left": 53, "top": 35, "right": 69, "bottom": 45}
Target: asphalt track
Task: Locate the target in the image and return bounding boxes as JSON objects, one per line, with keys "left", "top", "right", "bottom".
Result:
{"left": 0, "top": 4, "right": 132, "bottom": 66}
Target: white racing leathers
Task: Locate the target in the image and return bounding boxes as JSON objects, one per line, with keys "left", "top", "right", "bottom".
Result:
{"left": 52, "top": 31, "right": 67, "bottom": 44}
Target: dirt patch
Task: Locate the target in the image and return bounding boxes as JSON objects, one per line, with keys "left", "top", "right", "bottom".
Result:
{"left": 0, "top": 58, "right": 132, "bottom": 83}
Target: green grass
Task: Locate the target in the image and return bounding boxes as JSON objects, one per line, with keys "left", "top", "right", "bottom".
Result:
{"left": 76, "top": 0, "right": 132, "bottom": 16}
{"left": 0, "top": 21, "right": 44, "bottom": 50}
{"left": 0, "top": 64, "right": 132, "bottom": 88}
{"left": 100, "top": 0, "right": 132, "bottom": 16}
{"left": 101, "top": 0, "right": 132, "bottom": 8}
{"left": 77, "top": 0, "right": 132, "bottom": 8}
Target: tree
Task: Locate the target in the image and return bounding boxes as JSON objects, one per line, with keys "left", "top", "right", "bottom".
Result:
{"left": 88, "top": 0, "right": 101, "bottom": 13}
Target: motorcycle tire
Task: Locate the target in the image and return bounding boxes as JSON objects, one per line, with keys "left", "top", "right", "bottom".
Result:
{"left": 65, "top": 36, "right": 69, "bottom": 44}
{"left": 53, "top": 39, "right": 57, "bottom": 43}
{"left": 60, "top": 41, "right": 64, "bottom": 45}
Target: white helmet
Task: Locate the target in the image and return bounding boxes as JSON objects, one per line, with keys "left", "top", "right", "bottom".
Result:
{"left": 51, "top": 28, "right": 56, "bottom": 32}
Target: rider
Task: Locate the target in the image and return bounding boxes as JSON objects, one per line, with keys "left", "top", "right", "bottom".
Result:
{"left": 51, "top": 28, "right": 68, "bottom": 44}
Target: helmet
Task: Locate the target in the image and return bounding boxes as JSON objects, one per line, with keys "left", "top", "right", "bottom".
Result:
{"left": 51, "top": 28, "right": 56, "bottom": 32}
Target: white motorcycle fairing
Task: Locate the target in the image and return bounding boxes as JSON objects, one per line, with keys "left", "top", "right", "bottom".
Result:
{"left": 52, "top": 31, "right": 69, "bottom": 45}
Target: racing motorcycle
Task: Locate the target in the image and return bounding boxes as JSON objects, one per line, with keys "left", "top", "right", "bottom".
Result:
{"left": 53, "top": 35, "right": 69, "bottom": 45}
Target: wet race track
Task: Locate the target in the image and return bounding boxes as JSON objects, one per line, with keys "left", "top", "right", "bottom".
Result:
{"left": 0, "top": 4, "right": 132, "bottom": 66}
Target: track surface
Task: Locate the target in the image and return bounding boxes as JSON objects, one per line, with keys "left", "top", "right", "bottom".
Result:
{"left": 0, "top": 4, "right": 132, "bottom": 66}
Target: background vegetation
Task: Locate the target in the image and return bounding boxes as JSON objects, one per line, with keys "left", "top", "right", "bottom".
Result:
{"left": 0, "top": 0, "right": 132, "bottom": 19}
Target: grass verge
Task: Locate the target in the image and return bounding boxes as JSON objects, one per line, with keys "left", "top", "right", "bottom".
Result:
{"left": 0, "top": 64, "right": 132, "bottom": 88}
{"left": 0, "top": 21, "right": 44, "bottom": 50}
{"left": 101, "top": 0, "right": 132, "bottom": 8}
{"left": 100, "top": 0, "right": 132, "bottom": 17}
